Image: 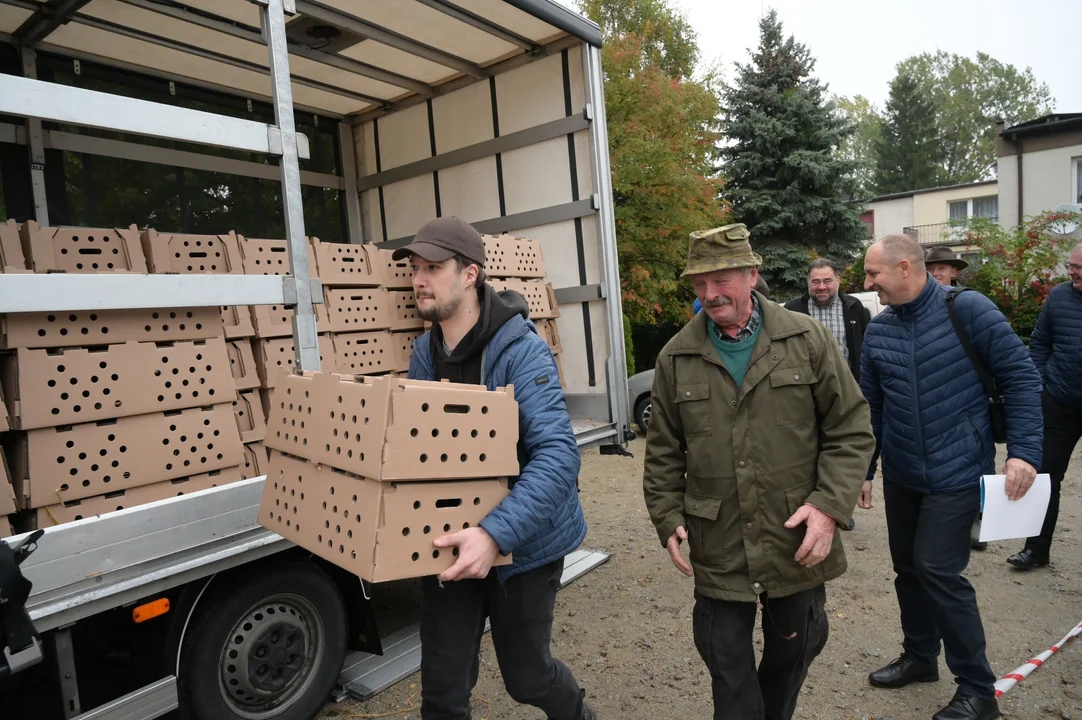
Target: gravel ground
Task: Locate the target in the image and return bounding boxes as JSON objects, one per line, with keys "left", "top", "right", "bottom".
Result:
{"left": 321, "top": 437, "right": 1082, "bottom": 720}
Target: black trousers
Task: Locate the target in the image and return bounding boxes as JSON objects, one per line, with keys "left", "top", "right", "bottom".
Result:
{"left": 419, "top": 558, "right": 584, "bottom": 720}
{"left": 692, "top": 585, "right": 828, "bottom": 720}
{"left": 884, "top": 481, "right": 996, "bottom": 698}
{"left": 1027, "top": 390, "right": 1082, "bottom": 555}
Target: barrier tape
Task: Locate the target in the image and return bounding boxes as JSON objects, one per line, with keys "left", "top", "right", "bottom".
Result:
{"left": 994, "top": 621, "right": 1082, "bottom": 698}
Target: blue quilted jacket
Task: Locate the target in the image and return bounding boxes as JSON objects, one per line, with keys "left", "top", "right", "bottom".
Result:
{"left": 1030, "top": 282, "right": 1082, "bottom": 405}
{"left": 859, "top": 276, "right": 1043, "bottom": 493}
{"left": 409, "top": 314, "right": 586, "bottom": 579}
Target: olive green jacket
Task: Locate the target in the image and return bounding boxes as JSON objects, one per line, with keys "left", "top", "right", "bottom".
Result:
{"left": 643, "top": 294, "right": 875, "bottom": 602}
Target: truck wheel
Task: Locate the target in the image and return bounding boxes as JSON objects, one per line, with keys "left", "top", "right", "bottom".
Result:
{"left": 178, "top": 562, "right": 347, "bottom": 720}
{"left": 635, "top": 397, "right": 652, "bottom": 434}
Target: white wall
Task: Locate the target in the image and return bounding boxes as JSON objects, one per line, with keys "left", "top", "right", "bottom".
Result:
{"left": 998, "top": 143, "right": 1082, "bottom": 227}
{"left": 865, "top": 196, "right": 914, "bottom": 238}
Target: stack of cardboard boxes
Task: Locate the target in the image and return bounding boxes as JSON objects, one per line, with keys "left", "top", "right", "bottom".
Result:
{"left": 258, "top": 370, "right": 517, "bottom": 581}
{"left": 0, "top": 221, "right": 245, "bottom": 533}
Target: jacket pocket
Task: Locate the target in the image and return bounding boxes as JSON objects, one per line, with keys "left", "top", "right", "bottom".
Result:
{"left": 675, "top": 382, "right": 713, "bottom": 436}
{"left": 684, "top": 492, "right": 723, "bottom": 568}
{"left": 784, "top": 480, "right": 815, "bottom": 514}
{"left": 770, "top": 365, "right": 816, "bottom": 425}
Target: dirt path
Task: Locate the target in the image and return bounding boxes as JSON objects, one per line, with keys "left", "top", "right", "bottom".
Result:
{"left": 321, "top": 437, "right": 1082, "bottom": 720}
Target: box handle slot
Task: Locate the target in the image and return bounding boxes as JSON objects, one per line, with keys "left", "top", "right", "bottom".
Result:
{"left": 443, "top": 404, "right": 470, "bottom": 414}
{"left": 78, "top": 248, "right": 103, "bottom": 255}
{"left": 435, "top": 498, "right": 462, "bottom": 509}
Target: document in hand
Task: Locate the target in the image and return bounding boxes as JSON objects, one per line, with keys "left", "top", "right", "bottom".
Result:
{"left": 979, "top": 474, "right": 1052, "bottom": 543}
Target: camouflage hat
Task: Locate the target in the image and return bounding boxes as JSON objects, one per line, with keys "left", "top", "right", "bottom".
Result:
{"left": 681, "top": 223, "right": 762, "bottom": 277}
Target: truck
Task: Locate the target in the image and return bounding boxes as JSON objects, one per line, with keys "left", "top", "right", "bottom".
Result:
{"left": 0, "top": 1, "right": 632, "bottom": 718}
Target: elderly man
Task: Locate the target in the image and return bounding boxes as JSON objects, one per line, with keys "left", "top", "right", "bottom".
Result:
{"left": 1007, "top": 242, "right": 1082, "bottom": 569}
{"left": 925, "top": 247, "right": 968, "bottom": 287}
{"left": 861, "top": 234, "right": 1043, "bottom": 720}
{"left": 643, "top": 224, "right": 875, "bottom": 720}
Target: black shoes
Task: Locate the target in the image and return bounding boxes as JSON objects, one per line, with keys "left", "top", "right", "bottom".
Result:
{"left": 1006, "top": 547, "right": 1049, "bottom": 570}
{"left": 932, "top": 690, "right": 1000, "bottom": 720}
{"left": 868, "top": 654, "right": 939, "bottom": 689}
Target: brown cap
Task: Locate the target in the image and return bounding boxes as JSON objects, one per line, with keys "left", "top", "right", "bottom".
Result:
{"left": 391, "top": 216, "right": 486, "bottom": 266}
{"left": 681, "top": 223, "right": 762, "bottom": 276}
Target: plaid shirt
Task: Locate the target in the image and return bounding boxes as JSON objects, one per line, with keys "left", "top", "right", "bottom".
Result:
{"left": 808, "top": 295, "right": 849, "bottom": 362}
{"left": 710, "top": 294, "right": 762, "bottom": 344}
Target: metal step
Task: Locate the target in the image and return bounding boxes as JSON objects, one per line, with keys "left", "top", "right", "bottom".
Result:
{"left": 334, "top": 548, "right": 610, "bottom": 702}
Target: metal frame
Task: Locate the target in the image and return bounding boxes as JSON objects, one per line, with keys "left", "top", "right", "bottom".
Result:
{"left": 412, "top": 0, "right": 539, "bottom": 52}
{"left": 339, "top": 121, "right": 364, "bottom": 244}
{"left": 13, "top": 0, "right": 93, "bottom": 44}
{"left": 20, "top": 48, "right": 49, "bottom": 225}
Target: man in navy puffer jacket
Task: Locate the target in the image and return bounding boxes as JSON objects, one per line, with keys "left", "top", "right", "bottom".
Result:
{"left": 1008, "top": 242, "right": 1082, "bottom": 569}
{"left": 859, "top": 235, "right": 1043, "bottom": 720}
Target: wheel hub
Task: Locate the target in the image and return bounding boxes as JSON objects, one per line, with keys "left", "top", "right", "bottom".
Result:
{"left": 218, "top": 595, "right": 324, "bottom": 719}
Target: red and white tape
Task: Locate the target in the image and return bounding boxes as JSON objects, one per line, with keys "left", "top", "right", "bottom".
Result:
{"left": 994, "top": 621, "right": 1082, "bottom": 698}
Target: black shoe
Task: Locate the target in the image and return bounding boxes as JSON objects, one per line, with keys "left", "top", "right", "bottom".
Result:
{"left": 868, "top": 654, "right": 939, "bottom": 689}
{"left": 842, "top": 517, "right": 855, "bottom": 531}
{"left": 932, "top": 690, "right": 1000, "bottom": 720}
{"left": 1006, "top": 547, "right": 1049, "bottom": 570}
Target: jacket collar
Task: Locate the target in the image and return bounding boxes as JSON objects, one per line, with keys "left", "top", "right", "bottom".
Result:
{"left": 891, "top": 273, "right": 942, "bottom": 319}
{"left": 416, "top": 313, "right": 531, "bottom": 381}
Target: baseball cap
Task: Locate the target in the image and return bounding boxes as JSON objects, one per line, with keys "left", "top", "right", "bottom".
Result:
{"left": 391, "top": 216, "right": 486, "bottom": 266}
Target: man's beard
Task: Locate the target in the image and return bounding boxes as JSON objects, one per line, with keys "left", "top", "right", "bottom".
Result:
{"left": 418, "top": 285, "right": 464, "bottom": 323}
{"left": 812, "top": 291, "right": 837, "bottom": 307}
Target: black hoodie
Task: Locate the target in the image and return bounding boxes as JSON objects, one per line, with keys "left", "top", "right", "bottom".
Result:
{"left": 430, "top": 283, "right": 530, "bottom": 385}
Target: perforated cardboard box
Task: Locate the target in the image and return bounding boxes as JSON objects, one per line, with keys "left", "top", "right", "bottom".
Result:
{"left": 222, "top": 306, "right": 256, "bottom": 339}
{"left": 0, "top": 449, "right": 17, "bottom": 516}
{"left": 20, "top": 221, "right": 148, "bottom": 273}
{"left": 264, "top": 371, "right": 519, "bottom": 481}
{"left": 252, "top": 335, "right": 335, "bottom": 389}
{"left": 316, "top": 288, "right": 393, "bottom": 333}
{"left": 308, "top": 238, "right": 380, "bottom": 287}
{"left": 228, "top": 339, "right": 261, "bottom": 391}
{"left": 1, "top": 219, "right": 29, "bottom": 272}
{"left": 140, "top": 230, "right": 243, "bottom": 274}
{"left": 9, "top": 403, "right": 243, "bottom": 508}
{"left": 36, "top": 466, "right": 244, "bottom": 527}
{"left": 0, "top": 383, "right": 9, "bottom": 433}
{"left": 250, "top": 303, "right": 295, "bottom": 339}
{"left": 330, "top": 330, "right": 396, "bottom": 375}
{"left": 1, "top": 307, "right": 223, "bottom": 349}
{"left": 259, "top": 450, "right": 510, "bottom": 583}
{"left": 487, "top": 278, "right": 556, "bottom": 319}
{"left": 241, "top": 442, "right": 267, "bottom": 480}
{"left": 390, "top": 330, "right": 422, "bottom": 372}
{"left": 233, "top": 390, "right": 266, "bottom": 444}
{"left": 236, "top": 236, "right": 317, "bottom": 278}
{"left": 388, "top": 291, "right": 423, "bottom": 332}
{"left": 534, "top": 319, "right": 562, "bottom": 355}
{"left": 0, "top": 516, "right": 12, "bottom": 538}
{"left": 482, "top": 234, "right": 546, "bottom": 279}
{"left": 3, "top": 337, "right": 236, "bottom": 430}
{"left": 369, "top": 247, "right": 414, "bottom": 290}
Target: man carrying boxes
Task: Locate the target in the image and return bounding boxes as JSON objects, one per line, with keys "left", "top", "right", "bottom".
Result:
{"left": 393, "top": 216, "right": 595, "bottom": 720}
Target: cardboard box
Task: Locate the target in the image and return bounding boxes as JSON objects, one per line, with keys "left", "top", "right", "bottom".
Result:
{"left": 534, "top": 319, "right": 563, "bottom": 355}
{"left": 487, "top": 278, "right": 556, "bottom": 319}
{"left": 234, "top": 390, "right": 267, "bottom": 444}
{"left": 141, "top": 230, "right": 243, "bottom": 274}
{"left": 241, "top": 442, "right": 267, "bottom": 480}
{"left": 265, "top": 371, "right": 519, "bottom": 481}
{"left": 20, "top": 221, "right": 148, "bottom": 273}
{"left": 330, "top": 330, "right": 397, "bottom": 375}
{"left": 9, "top": 403, "right": 243, "bottom": 508}
{"left": 308, "top": 238, "right": 380, "bottom": 287}
{"left": 250, "top": 303, "right": 294, "bottom": 338}
{"left": 253, "top": 335, "right": 335, "bottom": 389}
{"left": 316, "top": 288, "right": 392, "bottom": 333}
{"left": 0, "top": 382, "right": 9, "bottom": 432}
{"left": 1, "top": 219, "right": 29, "bottom": 272}
{"left": 0, "top": 448, "right": 17, "bottom": 516}
{"left": 482, "top": 234, "right": 546, "bottom": 279}
{"left": 391, "top": 330, "right": 423, "bottom": 372}
{"left": 388, "top": 291, "right": 423, "bottom": 331}
{"left": 228, "top": 339, "right": 261, "bottom": 391}
{"left": 369, "top": 247, "right": 414, "bottom": 289}
{"left": 222, "top": 306, "right": 256, "bottom": 339}
{"left": 236, "top": 236, "right": 317, "bottom": 277}
{"left": 4, "top": 337, "right": 236, "bottom": 430}
{"left": 0, "top": 515, "right": 11, "bottom": 538}
{"left": 36, "top": 466, "right": 244, "bottom": 527}
{"left": 1, "top": 306, "right": 223, "bottom": 349}
{"left": 545, "top": 282, "right": 561, "bottom": 319}
{"left": 259, "top": 450, "right": 510, "bottom": 583}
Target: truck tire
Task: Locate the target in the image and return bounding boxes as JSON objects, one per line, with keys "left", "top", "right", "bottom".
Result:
{"left": 178, "top": 561, "right": 347, "bottom": 720}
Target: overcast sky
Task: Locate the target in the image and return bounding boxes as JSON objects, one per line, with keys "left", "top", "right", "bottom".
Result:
{"left": 555, "top": 0, "right": 1082, "bottom": 114}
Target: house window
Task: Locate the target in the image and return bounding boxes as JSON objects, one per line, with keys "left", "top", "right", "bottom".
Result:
{"left": 1075, "top": 158, "right": 1082, "bottom": 203}
{"left": 859, "top": 210, "right": 875, "bottom": 240}
{"left": 949, "top": 196, "right": 998, "bottom": 222}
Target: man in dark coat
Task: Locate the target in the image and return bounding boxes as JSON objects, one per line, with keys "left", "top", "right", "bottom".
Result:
{"left": 784, "top": 258, "right": 870, "bottom": 382}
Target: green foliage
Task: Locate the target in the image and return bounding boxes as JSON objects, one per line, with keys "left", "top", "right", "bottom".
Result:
{"left": 957, "top": 210, "right": 1079, "bottom": 342}
{"left": 717, "top": 10, "right": 867, "bottom": 299}
{"left": 623, "top": 313, "right": 636, "bottom": 376}
{"left": 834, "top": 95, "right": 881, "bottom": 199}
{"left": 874, "top": 74, "right": 942, "bottom": 194}
{"left": 581, "top": 0, "right": 726, "bottom": 327}
{"left": 840, "top": 252, "right": 867, "bottom": 294}
{"left": 895, "top": 51, "right": 1053, "bottom": 183}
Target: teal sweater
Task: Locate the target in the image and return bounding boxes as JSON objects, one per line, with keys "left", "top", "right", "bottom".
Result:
{"left": 709, "top": 321, "right": 760, "bottom": 386}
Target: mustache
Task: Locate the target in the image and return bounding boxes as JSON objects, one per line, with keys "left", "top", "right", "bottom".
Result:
{"left": 704, "top": 297, "right": 733, "bottom": 308}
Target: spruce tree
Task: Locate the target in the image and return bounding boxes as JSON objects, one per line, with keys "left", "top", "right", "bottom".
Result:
{"left": 717, "top": 10, "right": 866, "bottom": 299}
{"left": 874, "top": 73, "right": 942, "bottom": 194}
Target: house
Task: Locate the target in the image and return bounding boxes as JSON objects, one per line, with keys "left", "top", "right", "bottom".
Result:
{"left": 997, "top": 114, "right": 1082, "bottom": 235}
{"left": 860, "top": 179, "right": 999, "bottom": 263}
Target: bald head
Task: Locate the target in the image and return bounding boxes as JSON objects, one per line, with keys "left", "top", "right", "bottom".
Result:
{"left": 875, "top": 234, "right": 926, "bottom": 269}
{"left": 864, "top": 234, "right": 930, "bottom": 306}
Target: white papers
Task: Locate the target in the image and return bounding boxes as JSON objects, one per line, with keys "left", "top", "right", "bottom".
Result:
{"left": 979, "top": 474, "right": 1052, "bottom": 542}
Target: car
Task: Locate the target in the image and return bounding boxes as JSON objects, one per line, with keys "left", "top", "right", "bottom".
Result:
{"left": 627, "top": 369, "right": 655, "bottom": 434}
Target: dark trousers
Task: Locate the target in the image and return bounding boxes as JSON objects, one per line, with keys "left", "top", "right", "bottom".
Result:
{"left": 883, "top": 481, "right": 996, "bottom": 698}
{"left": 692, "top": 585, "right": 828, "bottom": 720}
{"left": 1027, "top": 390, "right": 1082, "bottom": 555}
{"left": 419, "top": 558, "right": 584, "bottom": 720}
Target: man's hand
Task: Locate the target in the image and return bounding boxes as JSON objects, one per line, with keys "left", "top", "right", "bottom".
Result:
{"left": 1004, "top": 458, "right": 1038, "bottom": 501}
{"left": 433, "top": 527, "right": 501, "bottom": 582}
{"left": 858, "top": 481, "right": 874, "bottom": 510}
{"left": 666, "top": 526, "right": 693, "bottom": 577}
{"left": 784, "top": 504, "right": 836, "bottom": 567}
